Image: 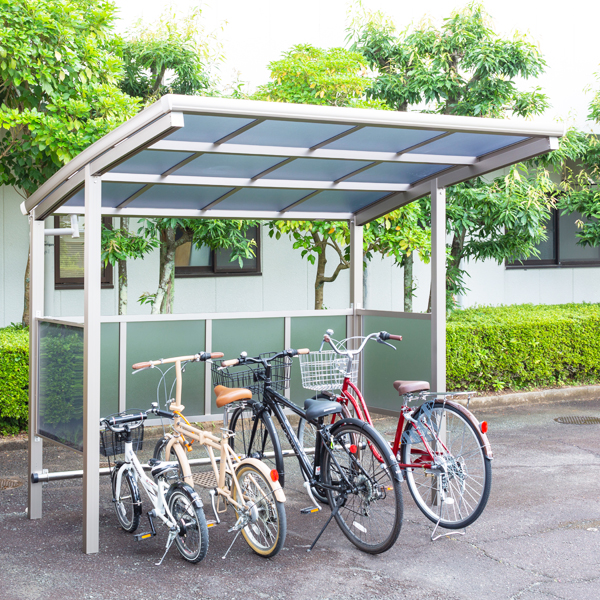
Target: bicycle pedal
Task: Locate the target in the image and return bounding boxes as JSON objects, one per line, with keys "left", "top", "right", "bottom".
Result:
{"left": 134, "top": 531, "right": 155, "bottom": 541}
{"left": 206, "top": 520, "right": 219, "bottom": 528}
{"left": 301, "top": 506, "right": 321, "bottom": 514}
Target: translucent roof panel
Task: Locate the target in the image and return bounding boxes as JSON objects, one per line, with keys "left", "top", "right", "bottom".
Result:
{"left": 128, "top": 185, "right": 234, "bottom": 210}
{"left": 175, "top": 153, "right": 285, "bottom": 178}
{"left": 262, "top": 158, "right": 373, "bottom": 182}
{"left": 288, "top": 190, "right": 389, "bottom": 213}
{"left": 63, "top": 183, "right": 148, "bottom": 208}
{"left": 323, "top": 126, "right": 446, "bottom": 153}
{"left": 216, "top": 188, "right": 315, "bottom": 212}
{"left": 110, "top": 150, "right": 195, "bottom": 175}
{"left": 412, "top": 132, "right": 529, "bottom": 157}
{"left": 164, "top": 114, "right": 255, "bottom": 143}
{"left": 227, "top": 119, "right": 355, "bottom": 148}
{"left": 347, "top": 162, "right": 452, "bottom": 185}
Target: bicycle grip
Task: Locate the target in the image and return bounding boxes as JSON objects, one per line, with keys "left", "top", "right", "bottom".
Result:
{"left": 105, "top": 412, "right": 146, "bottom": 426}
{"left": 153, "top": 409, "right": 174, "bottom": 420}
{"left": 389, "top": 334, "right": 402, "bottom": 341}
{"left": 297, "top": 348, "right": 310, "bottom": 355}
{"left": 132, "top": 361, "right": 152, "bottom": 370}
{"left": 210, "top": 352, "right": 224, "bottom": 359}
{"left": 198, "top": 351, "right": 224, "bottom": 361}
{"left": 221, "top": 358, "right": 239, "bottom": 367}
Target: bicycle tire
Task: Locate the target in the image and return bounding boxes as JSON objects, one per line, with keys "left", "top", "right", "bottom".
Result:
{"left": 228, "top": 403, "right": 285, "bottom": 487}
{"left": 111, "top": 466, "right": 141, "bottom": 533}
{"left": 232, "top": 462, "right": 287, "bottom": 558}
{"left": 165, "top": 482, "right": 209, "bottom": 563}
{"left": 153, "top": 436, "right": 184, "bottom": 473}
{"left": 400, "top": 401, "right": 492, "bottom": 529}
{"left": 297, "top": 401, "right": 352, "bottom": 504}
{"left": 321, "top": 419, "right": 403, "bottom": 554}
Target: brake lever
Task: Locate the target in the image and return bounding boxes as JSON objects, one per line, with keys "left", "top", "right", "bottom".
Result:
{"left": 376, "top": 338, "right": 397, "bottom": 350}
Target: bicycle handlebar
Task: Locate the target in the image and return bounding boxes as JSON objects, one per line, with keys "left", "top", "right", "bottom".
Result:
{"left": 132, "top": 351, "right": 224, "bottom": 370}
{"left": 323, "top": 330, "right": 401, "bottom": 356}
{"left": 101, "top": 406, "right": 175, "bottom": 432}
{"left": 221, "top": 347, "right": 309, "bottom": 369}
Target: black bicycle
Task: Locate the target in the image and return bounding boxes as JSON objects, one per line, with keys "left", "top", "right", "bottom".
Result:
{"left": 212, "top": 348, "right": 403, "bottom": 554}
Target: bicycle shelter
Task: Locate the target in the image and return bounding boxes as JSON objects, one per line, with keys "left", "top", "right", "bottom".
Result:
{"left": 21, "top": 95, "right": 563, "bottom": 553}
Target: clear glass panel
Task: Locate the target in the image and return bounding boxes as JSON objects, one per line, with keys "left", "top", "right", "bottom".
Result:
{"left": 262, "top": 158, "right": 373, "bottom": 181}
{"left": 290, "top": 316, "right": 347, "bottom": 407}
{"left": 347, "top": 162, "right": 451, "bottom": 184}
{"left": 176, "top": 153, "right": 285, "bottom": 178}
{"left": 559, "top": 211, "right": 600, "bottom": 261}
{"left": 324, "top": 127, "right": 446, "bottom": 153}
{"left": 217, "top": 188, "right": 315, "bottom": 212}
{"left": 362, "top": 315, "right": 431, "bottom": 412}
{"left": 288, "top": 190, "right": 388, "bottom": 213}
{"left": 126, "top": 321, "right": 206, "bottom": 416}
{"left": 109, "top": 150, "right": 195, "bottom": 175}
{"left": 411, "top": 133, "right": 528, "bottom": 157}
{"left": 228, "top": 120, "right": 354, "bottom": 148}
{"left": 210, "top": 319, "right": 285, "bottom": 414}
{"left": 128, "top": 185, "right": 233, "bottom": 210}
{"left": 101, "top": 323, "right": 119, "bottom": 418}
{"left": 38, "top": 321, "right": 84, "bottom": 452}
{"left": 165, "top": 114, "right": 255, "bottom": 143}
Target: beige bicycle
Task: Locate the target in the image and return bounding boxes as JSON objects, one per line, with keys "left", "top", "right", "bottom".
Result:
{"left": 132, "top": 352, "right": 287, "bottom": 558}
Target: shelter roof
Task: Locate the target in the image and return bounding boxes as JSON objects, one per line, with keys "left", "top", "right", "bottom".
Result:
{"left": 23, "top": 95, "right": 564, "bottom": 225}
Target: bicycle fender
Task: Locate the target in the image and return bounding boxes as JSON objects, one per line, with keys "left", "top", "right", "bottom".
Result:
{"left": 236, "top": 457, "right": 286, "bottom": 503}
{"left": 431, "top": 399, "right": 493, "bottom": 460}
{"left": 165, "top": 436, "right": 195, "bottom": 487}
{"left": 328, "top": 417, "right": 403, "bottom": 483}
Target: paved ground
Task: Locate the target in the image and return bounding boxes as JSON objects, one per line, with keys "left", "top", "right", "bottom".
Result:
{"left": 1, "top": 400, "right": 599, "bottom": 600}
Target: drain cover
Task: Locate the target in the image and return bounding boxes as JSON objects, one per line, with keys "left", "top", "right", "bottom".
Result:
{"left": 0, "top": 478, "right": 23, "bottom": 491}
{"left": 554, "top": 416, "right": 600, "bottom": 425}
{"left": 192, "top": 471, "right": 218, "bottom": 488}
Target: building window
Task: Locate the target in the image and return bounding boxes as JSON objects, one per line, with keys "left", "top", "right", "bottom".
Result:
{"left": 54, "top": 216, "right": 114, "bottom": 289}
{"left": 175, "top": 225, "right": 261, "bottom": 278}
{"left": 508, "top": 209, "right": 600, "bottom": 268}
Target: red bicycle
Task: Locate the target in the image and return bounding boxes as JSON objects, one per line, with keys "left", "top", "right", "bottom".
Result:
{"left": 298, "top": 329, "right": 493, "bottom": 535}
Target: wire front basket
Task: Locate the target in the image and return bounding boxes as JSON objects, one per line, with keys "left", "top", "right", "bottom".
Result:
{"left": 299, "top": 350, "right": 359, "bottom": 391}
{"left": 100, "top": 414, "right": 145, "bottom": 458}
{"left": 211, "top": 352, "right": 292, "bottom": 394}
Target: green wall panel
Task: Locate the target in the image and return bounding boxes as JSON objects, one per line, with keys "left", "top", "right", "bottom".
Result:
{"left": 290, "top": 315, "right": 347, "bottom": 407}
{"left": 126, "top": 320, "right": 206, "bottom": 415}
{"left": 211, "top": 318, "right": 285, "bottom": 414}
{"left": 100, "top": 323, "right": 119, "bottom": 418}
{"left": 362, "top": 315, "right": 431, "bottom": 413}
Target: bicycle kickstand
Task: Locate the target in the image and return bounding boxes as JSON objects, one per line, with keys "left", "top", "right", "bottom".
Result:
{"left": 431, "top": 518, "right": 466, "bottom": 542}
{"left": 155, "top": 527, "right": 178, "bottom": 566}
{"left": 307, "top": 496, "right": 344, "bottom": 552}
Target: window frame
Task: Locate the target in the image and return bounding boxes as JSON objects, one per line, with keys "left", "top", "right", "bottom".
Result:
{"left": 54, "top": 216, "right": 114, "bottom": 289}
{"left": 507, "top": 208, "right": 600, "bottom": 269}
{"left": 175, "top": 225, "right": 262, "bottom": 279}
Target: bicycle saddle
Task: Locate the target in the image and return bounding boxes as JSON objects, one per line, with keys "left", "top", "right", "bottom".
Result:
{"left": 214, "top": 385, "right": 252, "bottom": 408}
{"left": 304, "top": 398, "right": 343, "bottom": 421}
{"left": 393, "top": 380, "right": 430, "bottom": 395}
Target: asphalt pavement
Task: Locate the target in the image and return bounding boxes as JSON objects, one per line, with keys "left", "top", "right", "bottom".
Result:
{"left": 0, "top": 399, "right": 599, "bottom": 600}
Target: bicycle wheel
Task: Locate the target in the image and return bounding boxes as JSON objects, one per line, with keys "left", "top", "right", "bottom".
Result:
{"left": 321, "top": 420, "right": 403, "bottom": 554}
{"left": 229, "top": 403, "right": 285, "bottom": 486}
{"left": 400, "top": 401, "right": 492, "bottom": 529}
{"left": 154, "top": 436, "right": 184, "bottom": 473}
{"left": 297, "top": 401, "right": 352, "bottom": 504}
{"left": 111, "top": 466, "right": 141, "bottom": 533}
{"left": 165, "top": 483, "right": 209, "bottom": 563}
{"left": 233, "top": 462, "right": 287, "bottom": 558}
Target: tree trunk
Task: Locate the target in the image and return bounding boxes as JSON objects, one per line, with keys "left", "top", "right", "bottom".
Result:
{"left": 153, "top": 229, "right": 177, "bottom": 315}
{"left": 117, "top": 217, "right": 129, "bottom": 315}
{"left": 22, "top": 251, "right": 30, "bottom": 326}
{"left": 314, "top": 241, "right": 327, "bottom": 310}
{"left": 403, "top": 253, "right": 413, "bottom": 312}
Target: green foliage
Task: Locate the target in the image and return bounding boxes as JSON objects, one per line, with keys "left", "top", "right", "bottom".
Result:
{"left": 447, "top": 304, "right": 600, "bottom": 391}
{"left": 349, "top": 2, "right": 548, "bottom": 117}
{"left": 120, "top": 6, "right": 216, "bottom": 102}
{"left": 253, "top": 44, "right": 370, "bottom": 107}
{"left": 101, "top": 222, "right": 158, "bottom": 266}
{"left": 0, "top": 326, "right": 29, "bottom": 435}
{"left": 0, "top": 0, "right": 139, "bottom": 196}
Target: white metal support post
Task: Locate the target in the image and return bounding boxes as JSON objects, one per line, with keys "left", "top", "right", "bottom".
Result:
{"left": 83, "top": 166, "right": 102, "bottom": 553}
{"left": 349, "top": 220, "right": 364, "bottom": 356}
{"left": 28, "top": 218, "right": 45, "bottom": 519}
{"left": 431, "top": 180, "right": 446, "bottom": 392}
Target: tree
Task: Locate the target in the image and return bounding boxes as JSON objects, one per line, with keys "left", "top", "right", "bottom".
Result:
{"left": 0, "top": 0, "right": 139, "bottom": 324}
{"left": 257, "top": 44, "right": 429, "bottom": 309}
{"left": 350, "top": 2, "right": 552, "bottom": 307}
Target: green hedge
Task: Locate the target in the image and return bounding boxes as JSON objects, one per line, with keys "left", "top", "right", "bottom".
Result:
{"left": 0, "top": 326, "right": 29, "bottom": 435}
{"left": 447, "top": 304, "right": 600, "bottom": 391}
